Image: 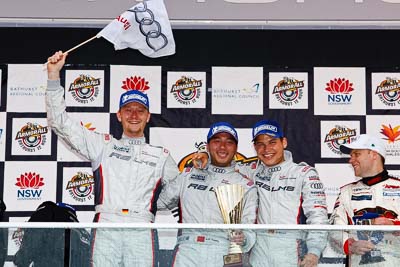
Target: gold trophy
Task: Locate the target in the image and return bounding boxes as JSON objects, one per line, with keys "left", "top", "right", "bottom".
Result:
{"left": 215, "top": 184, "right": 245, "bottom": 267}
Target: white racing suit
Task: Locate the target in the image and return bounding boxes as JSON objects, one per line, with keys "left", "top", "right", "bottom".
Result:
{"left": 329, "top": 170, "right": 400, "bottom": 267}
{"left": 158, "top": 163, "right": 258, "bottom": 267}
{"left": 237, "top": 151, "right": 328, "bottom": 267}
{"left": 46, "top": 80, "right": 179, "bottom": 267}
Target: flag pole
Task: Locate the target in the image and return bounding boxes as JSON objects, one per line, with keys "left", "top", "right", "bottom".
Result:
{"left": 43, "top": 35, "right": 98, "bottom": 66}
{"left": 64, "top": 35, "right": 98, "bottom": 54}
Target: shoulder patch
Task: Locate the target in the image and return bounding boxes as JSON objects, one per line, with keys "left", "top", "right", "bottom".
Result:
{"left": 103, "top": 134, "right": 112, "bottom": 143}
{"left": 251, "top": 162, "right": 257, "bottom": 169}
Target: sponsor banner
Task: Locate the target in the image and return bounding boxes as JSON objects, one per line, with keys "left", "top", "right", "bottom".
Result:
{"left": 167, "top": 71, "right": 206, "bottom": 108}
{"left": 314, "top": 67, "right": 366, "bottom": 115}
{"left": 56, "top": 112, "right": 110, "bottom": 161}
{"left": 211, "top": 67, "right": 263, "bottom": 115}
{"left": 7, "top": 217, "right": 29, "bottom": 256}
{"left": 62, "top": 167, "right": 95, "bottom": 205}
{"left": 109, "top": 65, "right": 161, "bottom": 114}
{"left": 320, "top": 121, "right": 360, "bottom": 158}
{"left": 11, "top": 117, "right": 51, "bottom": 156}
{"left": 65, "top": 69, "right": 105, "bottom": 107}
{"left": 149, "top": 127, "right": 256, "bottom": 171}
{"left": 371, "top": 72, "right": 400, "bottom": 109}
{"left": 315, "top": 163, "right": 356, "bottom": 214}
{"left": 4, "top": 161, "right": 57, "bottom": 211}
{"left": 366, "top": 115, "right": 400, "bottom": 164}
{"left": 0, "top": 112, "right": 5, "bottom": 161}
{"left": 269, "top": 72, "right": 308, "bottom": 109}
{"left": 6, "top": 64, "right": 47, "bottom": 112}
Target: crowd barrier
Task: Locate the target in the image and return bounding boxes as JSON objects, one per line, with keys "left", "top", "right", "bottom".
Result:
{"left": 1, "top": 223, "right": 400, "bottom": 266}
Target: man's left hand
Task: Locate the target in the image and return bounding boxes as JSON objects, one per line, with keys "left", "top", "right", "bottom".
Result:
{"left": 300, "top": 253, "right": 319, "bottom": 267}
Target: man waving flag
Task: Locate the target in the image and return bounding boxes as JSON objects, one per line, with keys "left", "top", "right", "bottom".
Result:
{"left": 97, "top": 0, "right": 175, "bottom": 58}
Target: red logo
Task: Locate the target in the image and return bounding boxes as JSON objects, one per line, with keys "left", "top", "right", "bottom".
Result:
{"left": 80, "top": 121, "right": 96, "bottom": 131}
{"left": 122, "top": 76, "right": 150, "bottom": 92}
{"left": 15, "top": 172, "right": 45, "bottom": 189}
{"left": 380, "top": 124, "right": 400, "bottom": 143}
{"left": 325, "top": 78, "right": 354, "bottom": 94}
{"left": 384, "top": 184, "right": 400, "bottom": 189}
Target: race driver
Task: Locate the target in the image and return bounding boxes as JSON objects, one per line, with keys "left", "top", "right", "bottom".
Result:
{"left": 158, "top": 122, "right": 257, "bottom": 267}
{"left": 193, "top": 119, "right": 328, "bottom": 267}
{"left": 46, "top": 51, "right": 179, "bottom": 267}
{"left": 330, "top": 134, "right": 400, "bottom": 267}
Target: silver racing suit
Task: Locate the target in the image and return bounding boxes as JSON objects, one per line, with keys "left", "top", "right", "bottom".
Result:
{"left": 159, "top": 163, "right": 258, "bottom": 267}
{"left": 237, "top": 151, "right": 328, "bottom": 267}
{"left": 46, "top": 80, "right": 179, "bottom": 267}
{"left": 329, "top": 170, "right": 400, "bottom": 267}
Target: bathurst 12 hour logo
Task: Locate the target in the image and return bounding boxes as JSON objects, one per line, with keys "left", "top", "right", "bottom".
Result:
{"left": 272, "top": 76, "right": 304, "bottom": 106}
{"left": 375, "top": 77, "right": 400, "bottom": 107}
{"left": 15, "top": 122, "right": 48, "bottom": 152}
{"left": 68, "top": 74, "right": 101, "bottom": 104}
{"left": 66, "top": 172, "right": 94, "bottom": 203}
{"left": 324, "top": 125, "right": 357, "bottom": 154}
{"left": 325, "top": 78, "right": 354, "bottom": 105}
{"left": 170, "top": 76, "right": 202, "bottom": 105}
{"left": 15, "top": 172, "right": 45, "bottom": 200}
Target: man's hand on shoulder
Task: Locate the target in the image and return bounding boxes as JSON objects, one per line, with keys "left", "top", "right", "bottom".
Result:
{"left": 300, "top": 253, "right": 319, "bottom": 267}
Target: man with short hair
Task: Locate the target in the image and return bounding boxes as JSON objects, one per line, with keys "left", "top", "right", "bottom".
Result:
{"left": 242, "top": 120, "right": 328, "bottom": 267}
{"left": 330, "top": 134, "right": 400, "bottom": 266}
{"left": 159, "top": 122, "right": 257, "bottom": 267}
{"left": 193, "top": 120, "right": 328, "bottom": 267}
{"left": 47, "top": 51, "right": 179, "bottom": 267}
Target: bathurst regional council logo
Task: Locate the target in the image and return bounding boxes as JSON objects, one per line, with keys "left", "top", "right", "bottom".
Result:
{"left": 68, "top": 74, "right": 101, "bottom": 104}
{"left": 272, "top": 76, "right": 304, "bottom": 106}
{"left": 375, "top": 77, "right": 400, "bottom": 107}
{"left": 324, "top": 125, "right": 357, "bottom": 155}
{"left": 170, "top": 76, "right": 202, "bottom": 105}
{"left": 15, "top": 122, "right": 48, "bottom": 152}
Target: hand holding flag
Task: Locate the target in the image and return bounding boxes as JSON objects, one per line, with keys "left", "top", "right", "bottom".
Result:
{"left": 45, "top": 0, "right": 175, "bottom": 65}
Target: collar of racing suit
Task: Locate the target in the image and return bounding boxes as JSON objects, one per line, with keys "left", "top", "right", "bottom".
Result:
{"left": 207, "top": 162, "right": 236, "bottom": 175}
{"left": 257, "top": 150, "right": 293, "bottom": 172}
{"left": 120, "top": 135, "right": 146, "bottom": 145}
{"left": 361, "top": 169, "right": 390, "bottom": 186}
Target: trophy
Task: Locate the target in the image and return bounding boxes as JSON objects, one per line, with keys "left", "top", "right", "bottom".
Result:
{"left": 353, "top": 213, "right": 385, "bottom": 265}
{"left": 215, "top": 184, "right": 246, "bottom": 267}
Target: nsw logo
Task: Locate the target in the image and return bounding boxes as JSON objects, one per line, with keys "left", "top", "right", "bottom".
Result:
{"left": 325, "top": 78, "right": 354, "bottom": 105}
{"left": 15, "top": 172, "right": 45, "bottom": 200}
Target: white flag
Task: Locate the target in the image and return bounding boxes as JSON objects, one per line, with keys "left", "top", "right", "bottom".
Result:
{"left": 97, "top": 0, "right": 175, "bottom": 58}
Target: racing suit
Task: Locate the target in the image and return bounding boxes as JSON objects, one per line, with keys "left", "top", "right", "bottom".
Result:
{"left": 237, "top": 151, "right": 328, "bottom": 267}
{"left": 46, "top": 80, "right": 179, "bottom": 267}
{"left": 159, "top": 163, "right": 258, "bottom": 267}
{"left": 329, "top": 170, "right": 400, "bottom": 267}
